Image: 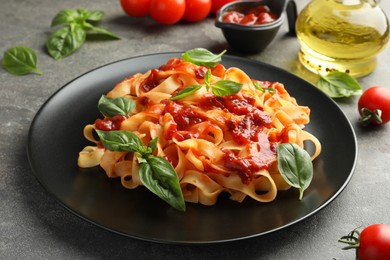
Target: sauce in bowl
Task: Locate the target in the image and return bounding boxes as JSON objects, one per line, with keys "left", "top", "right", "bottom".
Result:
{"left": 222, "top": 5, "right": 278, "bottom": 26}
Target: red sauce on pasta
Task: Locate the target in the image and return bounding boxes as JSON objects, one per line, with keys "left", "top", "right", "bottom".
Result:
{"left": 140, "top": 69, "right": 160, "bottom": 92}
{"left": 223, "top": 133, "right": 276, "bottom": 184}
{"left": 95, "top": 115, "right": 126, "bottom": 131}
{"left": 162, "top": 91, "right": 277, "bottom": 183}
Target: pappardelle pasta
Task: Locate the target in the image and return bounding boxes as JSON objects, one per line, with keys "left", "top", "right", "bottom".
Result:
{"left": 78, "top": 49, "right": 321, "bottom": 211}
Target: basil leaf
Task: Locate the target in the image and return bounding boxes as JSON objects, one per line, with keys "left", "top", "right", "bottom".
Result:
{"left": 253, "top": 81, "right": 276, "bottom": 93}
{"left": 317, "top": 71, "right": 362, "bottom": 98}
{"left": 182, "top": 48, "right": 226, "bottom": 68}
{"left": 84, "top": 24, "right": 121, "bottom": 40}
{"left": 96, "top": 130, "right": 145, "bottom": 154}
{"left": 212, "top": 80, "right": 242, "bottom": 97}
{"left": 204, "top": 69, "right": 211, "bottom": 90}
{"left": 98, "top": 95, "right": 135, "bottom": 117}
{"left": 170, "top": 85, "right": 202, "bottom": 100}
{"left": 84, "top": 10, "right": 105, "bottom": 22}
{"left": 76, "top": 9, "right": 92, "bottom": 22}
{"left": 46, "top": 23, "right": 86, "bottom": 60}
{"left": 277, "top": 143, "right": 313, "bottom": 200}
{"left": 139, "top": 156, "right": 185, "bottom": 212}
{"left": 2, "top": 46, "right": 42, "bottom": 75}
{"left": 51, "top": 9, "right": 79, "bottom": 27}
{"left": 149, "top": 137, "right": 158, "bottom": 154}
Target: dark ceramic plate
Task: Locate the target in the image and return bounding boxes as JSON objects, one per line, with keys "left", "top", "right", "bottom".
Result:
{"left": 27, "top": 53, "right": 357, "bottom": 244}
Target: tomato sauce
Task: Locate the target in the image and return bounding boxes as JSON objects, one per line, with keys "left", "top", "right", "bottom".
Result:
{"left": 222, "top": 5, "right": 278, "bottom": 25}
{"left": 95, "top": 115, "right": 126, "bottom": 131}
{"left": 140, "top": 69, "right": 160, "bottom": 92}
{"left": 138, "top": 66, "right": 281, "bottom": 183}
{"left": 223, "top": 133, "right": 276, "bottom": 184}
{"left": 162, "top": 91, "right": 277, "bottom": 183}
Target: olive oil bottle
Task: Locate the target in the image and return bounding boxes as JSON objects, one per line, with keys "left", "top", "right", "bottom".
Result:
{"left": 296, "top": 0, "right": 389, "bottom": 77}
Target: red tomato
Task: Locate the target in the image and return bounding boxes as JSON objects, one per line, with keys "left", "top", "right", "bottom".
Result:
{"left": 340, "top": 224, "right": 390, "bottom": 260}
{"left": 359, "top": 224, "right": 390, "bottom": 260}
{"left": 211, "top": 0, "right": 238, "bottom": 14}
{"left": 150, "top": 0, "right": 185, "bottom": 24}
{"left": 120, "top": 0, "right": 151, "bottom": 17}
{"left": 183, "top": 0, "right": 212, "bottom": 22}
{"left": 358, "top": 86, "right": 390, "bottom": 126}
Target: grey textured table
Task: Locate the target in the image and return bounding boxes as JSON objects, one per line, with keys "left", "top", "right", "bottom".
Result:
{"left": 1, "top": 0, "right": 389, "bottom": 259}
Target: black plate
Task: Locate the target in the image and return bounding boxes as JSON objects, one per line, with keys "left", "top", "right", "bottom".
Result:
{"left": 27, "top": 53, "right": 357, "bottom": 244}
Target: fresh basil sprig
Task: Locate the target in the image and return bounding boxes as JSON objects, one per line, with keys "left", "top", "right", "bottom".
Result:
{"left": 182, "top": 48, "right": 226, "bottom": 68}
{"left": 96, "top": 130, "right": 185, "bottom": 212}
{"left": 2, "top": 46, "right": 42, "bottom": 76}
{"left": 98, "top": 95, "right": 135, "bottom": 117}
{"left": 170, "top": 85, "right": 202, "bottom": 100}
{"left": 47, "top": 8, "right": 121, "bottom": 60}
{"left": 171, "top": 68, "right": 242, "bottom": 100}
{"left": 212, "top": 80, "right": 242, "bottom": 96}
{"left": 170, "top": 79, "right": 242, "bottom": 100}
{"left": 253, "top": 81, "right": 276, "bottom": 93}
{"left": 316, "top": 71, "right": 362, "bottom": 98}
{"left": 277, "top": 143, "right": 313, "bottom": 200}
{"left": 47, "top": 23, "right": 86, "bottom": 60}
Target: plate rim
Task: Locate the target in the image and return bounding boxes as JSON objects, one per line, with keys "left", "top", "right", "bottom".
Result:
{"left": 27, "top": 52, "right": 358, "bottom": 244}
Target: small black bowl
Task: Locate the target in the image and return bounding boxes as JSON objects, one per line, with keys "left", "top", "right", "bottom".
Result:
{"left": 215, "top": 0, "right": 297, "bottom": 54}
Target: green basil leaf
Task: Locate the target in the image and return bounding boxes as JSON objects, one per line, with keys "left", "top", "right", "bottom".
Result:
{"left": 212, "top": 80, "right": 242, "bottom": 97}
{"left": 83, "top": 24, "right": 121, "bottom": 40}
{"left": 2, "top": 46, "right": 42, "bottom": 75}
{"left": 85, "top": 10, "right": 105, "bottom": 22}
{"left": 98, "top": 95, "right": 135, "bottom": 117}
{"left": 46, "top": 23, "right": 86, "bottom": 60}
{"left": 253, "top": 81, "right": 276, "bottom": 93}
{"left": 51, "top": 9, "right": 79, "bottom": 27}
{"left": 139, "top": 156, "right": 185, "bottom": 212}
{"left": 204, "top": 69, "right": 211, "bottom": 90}
{"left": 317, "top": 71, "right": 362, "bottom": 98}
{"left": 277, "top": 143, "right": 313, "bottom": 200}
{"left": 96, "top": 130, "right": 145, "bottom": 154}
{"left": 77, "top": 8, "right": 92, "bottom": 22}
{"left": 170, "top": 85, "right": 202, "bottom": 100}
{"left": 182, "top": 48, "right": 226, "bottom": 68}
{"left": 149, "top": 137, "right": 158, "bottom": 154}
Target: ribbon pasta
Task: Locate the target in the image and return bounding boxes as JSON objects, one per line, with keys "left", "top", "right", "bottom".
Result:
{"left": 78, "top": 57, "right": 321, "bottom": 206}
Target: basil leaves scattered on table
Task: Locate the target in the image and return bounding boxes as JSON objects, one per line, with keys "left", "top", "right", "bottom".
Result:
{"left": 47, "top": 8, "right": 121, "bottom": 60}
{"left": 2, "top": 46, "right": 42, "bottom": 75}
{"left": 316, "top": 71, "right": 362, "bottom": 98}
{"left": 277, "top": 143, "right": 313, "bottom": 200}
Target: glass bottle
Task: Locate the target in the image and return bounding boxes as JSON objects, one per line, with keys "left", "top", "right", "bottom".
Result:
{"left": 296, "top": 0, "right": 389, "bottom": 77}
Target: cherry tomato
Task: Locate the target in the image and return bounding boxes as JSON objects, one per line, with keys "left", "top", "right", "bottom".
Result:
{"left": 358, "top": 224, "right": 390, "bottom": 260}
{"left": 150, "top": 0, "right": 185, "bottom": 25}
{"left": 340, "top": 224, "right": 390, "bottom": 260}
{"left": 183, "top": 0, "right": 212, "bottom": 22}
{"left": 358, "top": 86, "right": 390, "bottom": 126}
{"left": 120, "top": 0, "right": 151, "bottom": 17}
{"left": 211, "top": 0, "right": 238, "bottom": 14}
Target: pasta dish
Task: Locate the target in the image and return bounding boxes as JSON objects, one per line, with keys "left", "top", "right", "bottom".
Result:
{"left": 78, "top": 49, "right": 321, "bottom": 211}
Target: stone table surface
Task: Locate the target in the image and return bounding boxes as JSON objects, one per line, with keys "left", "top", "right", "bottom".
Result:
{"left": 1, "top": 0, "right": 389, "bottom": 259}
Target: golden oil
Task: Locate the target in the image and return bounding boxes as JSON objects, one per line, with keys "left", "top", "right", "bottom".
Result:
{"left": 296, "top": 0, "right": 389, "bottom": 77}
